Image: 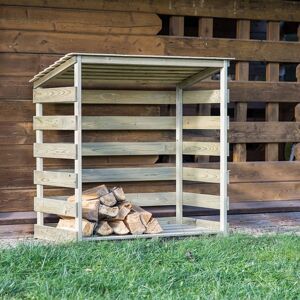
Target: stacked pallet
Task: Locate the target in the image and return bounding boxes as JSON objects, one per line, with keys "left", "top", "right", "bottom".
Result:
{"left": 56, "top": 185, "right": 163, "bottom": 237}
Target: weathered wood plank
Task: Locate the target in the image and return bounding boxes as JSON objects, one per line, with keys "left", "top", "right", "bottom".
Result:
{"left": 33, "top": 116, "right": 77, "bottom": 130}
{"left": 0, "top": 6, "right": 162, "bottom": 35}
{"left": 82, "top": 90, "right": 221, "bottom": 104}
{"left": 34, "top": 143, "right": 76, "bottom": 159}
{"left": 33, "top": 87, "right": 76, "bottom": 103}
{"left": 81, "top": 167, "right": 175, "bottom": 182}
{"left": 1, "top": 0, "right": 299, "bottom": 22}
{"left": 34, "top": 170, "right": 77, "bottom": 188}
{"left": 34, "top": 224, "right": 77, "bottom": 241}
{"left": 81, "top": 116, "right": 220, "bottom": 130}
{"left": 1, "top": 31, "right": 300, "bottom": 62}
{"left": 34, "top": 197, "right": 77, "bottom": 217}
{"left": 183, "top": 192, "right": 220, "bottom": 210}
{"left": 183, "top": 167, "right": 220, "bottom": 183}
{"left": 229, "top": 122, "right": 300, "bottom": 143}
{"left": 126, "top": 192, "right": 175, "bottom": 206}
{"left": 81, "top": 142, "right": 219, "bottom": 156}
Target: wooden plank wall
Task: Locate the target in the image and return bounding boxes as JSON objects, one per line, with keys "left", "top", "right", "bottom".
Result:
{"left": 0, "top": 0, "right": 300, "bottom": 230}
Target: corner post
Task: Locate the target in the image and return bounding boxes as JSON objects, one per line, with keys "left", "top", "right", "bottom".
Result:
{"left": 74, "top": 56, "right": 82, "bottom": 241}
{"left": 220, "top": 60, "right": 229, "bottom": 234}
{"left": 36, "top": 101, "right": 43, "bottom": 225}
{"left": 176, "top": 86, "right": 183, "bottom": 224}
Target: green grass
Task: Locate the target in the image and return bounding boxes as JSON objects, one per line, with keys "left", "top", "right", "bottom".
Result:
{"left": 0, "top": 234, "right": 299, "bottom": 299}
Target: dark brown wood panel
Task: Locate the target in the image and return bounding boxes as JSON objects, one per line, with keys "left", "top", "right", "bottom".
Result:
{"left": 0, "top": 6, "right": 161, "bottom": 35}
{"left": 1, "top": 31, "right": 300, "bottom": 62}
{"left": 1, "top": 0, "right": 299, "bottom": 21}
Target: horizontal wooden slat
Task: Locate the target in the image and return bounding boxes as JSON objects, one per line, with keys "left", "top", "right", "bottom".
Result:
{"left": 126, "top": 192, "right": 175, "bottom": 206}
{"left": 34, "top": 143, "right": 76, "bottom": 159}
{"left": 4, "top": 0, "right": 298, "bottom": 22}
{"left": 183, "top": 167, "right": 220, "bottom": 183}
{"left": 34, "top": 224, "right": 77, "bottom": 241}
{"left": 183, "top": 192, "right": 220, "bottom": 209}
{"left": 81, "top": 167, "right": 175, "bottom": 182}
{"left": 81, "top": 116, "right": 220, "bottom": 130}
{"left": 81, "top": 142, "right": 220, "bottom": 156}
{"left": 34, "top": 170, "right": 77, "bottom": 188}
{"left": 229, "top": 122, "right": 300, "bottom": 143}
{"left": 1, "top": 31, "right": 300, "bottom": 62}
{"left": 194, "top": 218, "right": 220, "bottom": 230}
{"left": 82, "top": 90, "right": 220, "bottom": 104}
{"left": 33, "top": 116, "right": 77, "bottom": 130}
{"left": 33, "top": 87, "right": 76, "bottom": 103}
{"left": 34, "top": 197, "right": 77, "bottom": 217}
{"left": 0, "top": 6, "right": 162, "bottom": 35}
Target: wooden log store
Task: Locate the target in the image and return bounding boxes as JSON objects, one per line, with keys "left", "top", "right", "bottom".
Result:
{"left": 30, "top": 53, "right": 231, "bottom": 241}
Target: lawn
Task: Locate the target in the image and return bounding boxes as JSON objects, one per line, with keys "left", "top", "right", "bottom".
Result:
{"left": 0, "top": 234, "right": 299, "bottom": 299}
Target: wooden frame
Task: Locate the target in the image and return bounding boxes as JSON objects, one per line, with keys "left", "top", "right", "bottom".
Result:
{"left": 31, "top": 53, "right": 230, "bottom": 241}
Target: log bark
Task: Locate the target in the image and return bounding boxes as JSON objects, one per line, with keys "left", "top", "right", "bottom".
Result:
{"left": 145, "top": 218, "right": 163, "bottom": 234}
{"left": 56, "top": 218, "right": 95, "bottom": 237}
{"left": 84, "top": 184, "right": 109, "bottom": 197}
{"left": 99, "top": 191, "right": 117, "bottom": 207}
{"left": 109, "top": 221, "right": 130, "bottom": 235}
{"left": 124, "top": 212, "right": 146, "bottom": 235}
{"left": 112, "top": 187, "right": 126, "bottom": 201}
{"left": 95, "top": 221, "right": 113, "bottom": 236}
{"left": 98, "top": 204, "right": 119, "bottom": 219}
{"left": 82, "top": 199, "right": 100, "bottom": 222}
{"left": 131, "top": 204, "right": 152, "bottom": 226}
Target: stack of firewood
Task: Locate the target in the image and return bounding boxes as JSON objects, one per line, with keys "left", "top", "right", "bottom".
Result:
{"left": 56, "top": 184, "right": 163, "bottom": 237}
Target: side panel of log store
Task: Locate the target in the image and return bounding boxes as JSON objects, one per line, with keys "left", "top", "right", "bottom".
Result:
{"left": 31, "top": 54, "right": 230, "bottom": 241}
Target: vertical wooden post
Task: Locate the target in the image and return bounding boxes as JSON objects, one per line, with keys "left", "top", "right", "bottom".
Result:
{"left": 36, "top": 100, "right": 43, "bottom": 225}
{"left": 220, "top": 61, "right": 229, "bottom": 234}
{"left": 176, "top": 86, "right": 183, "bottom": 224}
{"left": 169, "top": 16, "right": 184, "bottom": 36}
{"left": 265, "top": 21, "right": 280, "bottom": 161}
{"left": 196, "top": 17, "right": 213, "bottom": 163}
{"left": 74, "top": 56, "right": 82, "bottom": 241}
{"left": 233, "top": 20, "right": 250, "bottom": 162}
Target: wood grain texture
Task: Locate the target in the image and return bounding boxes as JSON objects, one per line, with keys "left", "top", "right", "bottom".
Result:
{"left": 33, "top": 87, "right": 76, "bottom": 103}
{"left": 34, "top": 224, "right": 77, "bottom": 241}
{"left": 0, "top": 6, "right": 161, "bottom": 35}
{"left": 1, "top": 31, "right": 300, "bottom": 62}
{"left": 183, "top": 167, "right": 220, "bottom": 183}
{"left": 1, "top": 0, "right": 299, "bottom": 22}
{"left": 82, "top": 90, "right": 221, "bottom": 104}
{"left": 34, "top": 143, "right": 77, "bottom": 159}
{"left": 33, "top": 116, "right": 77, "bottom": 130}
{"left": 34, "top": 197, "right": 76, "bottom": 217}
{"left": 34, "top": 170, "right": 77, "bottom": 188}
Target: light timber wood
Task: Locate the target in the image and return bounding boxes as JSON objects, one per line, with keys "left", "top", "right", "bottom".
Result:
{"left": 81, "top": 167, "right": 175, "bottom": 183}
{"left": 33, "top": 87, "right": 76, "bottom": 103}
{"left": 183, "top": 192, "right": 220, "bottom": 210}
{"left": 126, "top": 192, "right": 175, "bottom": 206}
{"left": 34, "top": 224, "right": 77, "bottom": 242}
{"left": 81, "top": 116, "right": 220, "bottom": 130}
{"left": 95, "top": 221, "right": 113, "bottom": 236}
{"left": 34, "top": 143, "right": 76, "bottom": 159}
{"left": 33, "top": 116, "right": 77, "bottom": 130}
{"left": 81, "top": 141, "right": 219, "bottom": 156}
{"left": 183, "top": 167, "right": 220, "bottom": 183}
{"left": 82, "top": 90, "right": 221, "bottom": 104}
{"left": 34, "top": 197, "right": 77, "bottom": 217}
{"left": 34, "top": 170, "right": 77, "bottom": 188}
{"left": 233, "top": 20, "right": 250, "bottom": 162}
{"left": 195, "top": 219, "right": 220, "bottom": 230}
{"left": 265, "top": 21, "right": 280, "bottom": 161}
{"left": 33, "top": 57, "right": 76, "bottom": 88}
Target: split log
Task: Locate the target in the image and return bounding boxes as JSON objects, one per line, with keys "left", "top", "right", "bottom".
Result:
{"left": 82, "top": 199, "right": 100, "bottom": 222}
{"left": 95, "top": 221, "right": 113, "bottom": 236}
{"left": 145, "top": 218, "right": 163, "bottom": 234}
{"left": 132, "top": 204, "right": 152, "bottom": 226}
{"left": 124, "top": 212, "right": 146, "bottom": 235}
{"left": 99, "top": 191, "right": 117, "bottom": 207}
{"left": 67, "top": 194, "right": 98, "bottom": 203}
{"left": 99, "top": 204, "right": 119, "bottom": 219}
{"left": 56, "top": 218, "right": 95, "bottom": 237}
{"left": 112, "top": 187, "right": 126, "bottom": 201}
{"left": 111, "top": 201, "right": 132, "bottom": 221}
{"left": 109, "top": 221, "right": 130, "bottom": 235}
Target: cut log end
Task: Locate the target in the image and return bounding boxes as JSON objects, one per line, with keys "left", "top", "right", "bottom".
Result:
{"left": 100, "top": 191, "right": 117, "bottom": 207}
{"left": 109, "top": 221, "right": 130, "bottom": 235}
{"left": 112, "top": 187, "right": 126, "bottom": 201}
{"left": 99, "top": 204, "right": 119, "bottom": 219}
{"left": 95, "top": 221, "right": 113, "bottom": 236}
{"left": 124, "top": 212, "right": 146, "bottom": 235}
{"left": 57, "top": 218, "right": 95, "bottom": 237}
{"left": 145, "top": 218, "right": 163, "bottom": 234}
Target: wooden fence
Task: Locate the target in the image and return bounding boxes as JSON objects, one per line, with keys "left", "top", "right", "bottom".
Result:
{"left": 0, "top": 0, "right": 300, "bottom": 233}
